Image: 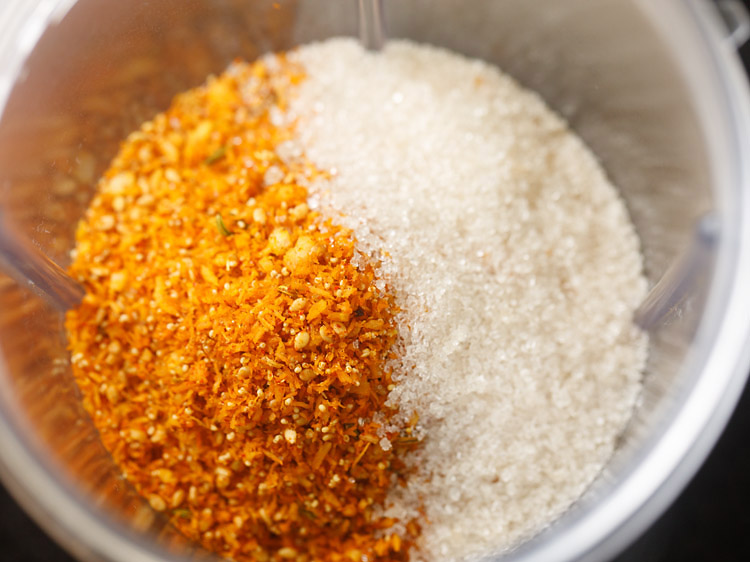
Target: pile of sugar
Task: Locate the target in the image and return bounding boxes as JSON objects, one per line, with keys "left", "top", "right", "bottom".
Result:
{"left": 287, "top": 39, "right": 648, "bottom": 560}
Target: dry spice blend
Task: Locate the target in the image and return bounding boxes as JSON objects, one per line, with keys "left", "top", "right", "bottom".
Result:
{"left": 66, "top": 37, "right": 649, "bottom": 562}
{"left": 66, "top": 56, "right": 419, "bottom": 562}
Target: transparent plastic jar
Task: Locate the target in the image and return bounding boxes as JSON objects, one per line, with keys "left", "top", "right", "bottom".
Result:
{"left": 1, "top": 1, "right": 749, "bottom": 561}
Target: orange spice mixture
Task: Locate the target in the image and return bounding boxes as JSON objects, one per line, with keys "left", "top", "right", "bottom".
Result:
{"left": 65, "top": 56, "right": 419, "bottom": 561}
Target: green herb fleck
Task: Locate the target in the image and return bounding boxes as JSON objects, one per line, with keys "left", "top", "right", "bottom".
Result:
{"left": 300, "top": 508, "right": 317, "bottom": 520}
{"left": 204, "top": 146, "right": 227, "bottom": 165}
{"left": 215, "top": 213, "right": 233, "bottom": 237}
{"left": 173, "top": 508, "right": 191, "bottom": 519}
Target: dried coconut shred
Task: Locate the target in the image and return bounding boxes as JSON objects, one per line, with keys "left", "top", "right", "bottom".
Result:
{"left": 283, "top": 39, "right": 648, "bottom": 560}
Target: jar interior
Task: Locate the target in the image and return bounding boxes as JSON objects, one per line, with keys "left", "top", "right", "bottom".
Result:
{"left": 0, "top": 0, "right": 717, "bottom": 559}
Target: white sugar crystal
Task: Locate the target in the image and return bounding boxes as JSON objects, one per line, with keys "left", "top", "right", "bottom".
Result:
{"left": 276, "top": 139, "right": 303, "bottom": 164}
{"left": 290, "top": 39, "right": 647, "bottom": 561}
{"left": 263, "top": 165, "right": 284, "bottom": 186}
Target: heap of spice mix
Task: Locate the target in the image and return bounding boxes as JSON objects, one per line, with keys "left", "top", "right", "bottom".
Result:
{"left": 66, "top": 56, "right": 419, "bottom": 562}
{"left": 66, "top": 39, "right": 649, "bottom": 562}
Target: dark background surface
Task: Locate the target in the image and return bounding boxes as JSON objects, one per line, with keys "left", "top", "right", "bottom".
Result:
{"left": 4, "top": 3, "right": 750, "bottom": 562}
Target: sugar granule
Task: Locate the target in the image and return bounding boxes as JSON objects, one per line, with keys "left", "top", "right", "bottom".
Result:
{"left": 290, "top": 39, "right": 648, "bottom": 561}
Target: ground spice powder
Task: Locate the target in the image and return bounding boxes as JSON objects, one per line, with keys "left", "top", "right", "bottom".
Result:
{"left": 65, "top": 56, "right": 418, "bottom": 561}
